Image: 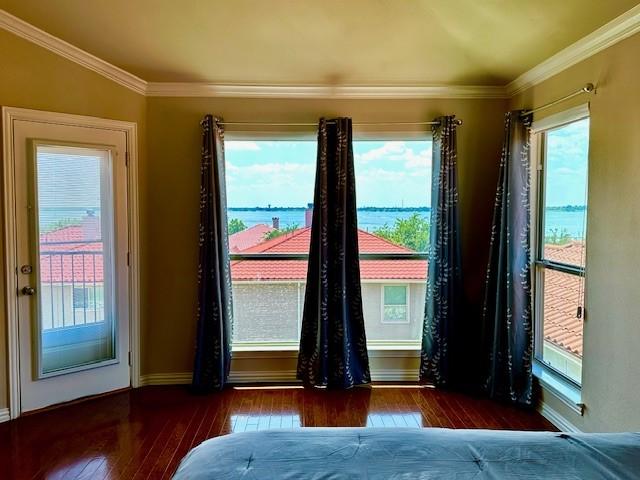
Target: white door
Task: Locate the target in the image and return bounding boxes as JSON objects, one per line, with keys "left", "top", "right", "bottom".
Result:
{"left": 11, "top": 116, "right": 130, "bottom": 413}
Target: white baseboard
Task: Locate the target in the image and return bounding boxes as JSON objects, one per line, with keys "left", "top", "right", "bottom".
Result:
{"left": 538, "top": 401, "right": 582, "bottom": 433}
{"left": 139, "top": 369, "right": 417, "bottom": 386}
{"left": 139, "top": 373, "right": 192, "bottom": 386}
{"left": 0, "top": 408, "right": 10, "bottom": 423}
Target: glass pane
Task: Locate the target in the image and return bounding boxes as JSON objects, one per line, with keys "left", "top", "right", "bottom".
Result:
{"left": 542, "top": 119, "right": 589, "bottom": 268}
{"left": 225, "top": 140, "right": 316, "bottom": 252}
{"left": 354, "top": 140, "right": 431, "bottom": 342}
{"left": 541, "top": 268, "right": 584, "bottom": 384}
{"left": 384, "top": 285, "right": 407, "bottom": 305}
{"left": 36, "top": 145, "right": 115, "bottom": 375}
{"left": 353, "top": 141, "right": 431, "bottom": 252}
{"left": 226, "top": 141, "right": 316, "bottom": 344}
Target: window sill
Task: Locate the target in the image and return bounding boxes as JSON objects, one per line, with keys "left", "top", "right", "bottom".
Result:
{"left": 533, "top": 360, "right": 584, "bottom": 415}
{"left": 232, "top": 343, "right": 421, "bottom": 357}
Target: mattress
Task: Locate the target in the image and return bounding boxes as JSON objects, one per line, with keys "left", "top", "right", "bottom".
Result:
{"left": 173, "top": 427, "right": 640, "bottom": 479}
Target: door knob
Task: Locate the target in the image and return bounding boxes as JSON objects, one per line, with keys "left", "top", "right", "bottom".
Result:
{"left": 21, "top": 286, "right": 36, "bottom": 296}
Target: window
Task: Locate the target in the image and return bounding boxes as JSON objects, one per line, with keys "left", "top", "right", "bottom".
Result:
{"left": 354, "top": 140, "right": 430, "bottom": 344}
{"left": 225, "top": 139, "right": 430, "bottom": 348}
{"left": 533, "top": 110, "right": 589, "bottom": 386}
{"left": 382, "top": 285, "right": 409, "bottom": 323}
{"left": 72, "top": 286, "right": 104, "bottom": 311}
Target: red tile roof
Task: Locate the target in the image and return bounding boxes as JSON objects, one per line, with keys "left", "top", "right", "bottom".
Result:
{"left": 542, "top": 242, "right": 586, "bottom": 357}
{"left": 39, "top": 226, "right": 103, "bottom": 283}
{"left": 228, "top": 224, "right": 274, "bottom": 252}
{"left": 241, "top": 227, "right": 413, "bottom": 254}
{"left": 231, "top": 259, "right": 427, "bottom": 281}
{"left": 231, "top": 226, "right": 426, "bottom": 280}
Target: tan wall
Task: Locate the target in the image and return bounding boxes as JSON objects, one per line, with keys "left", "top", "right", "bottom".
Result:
{"left": 0, "top": 29, "right": 146, "bottom": 410}
{"left": 145, "top": 96, "right": 507, "bottom": 375}
{"left": 511, "top": 32, "right": 640, "bottom": 432}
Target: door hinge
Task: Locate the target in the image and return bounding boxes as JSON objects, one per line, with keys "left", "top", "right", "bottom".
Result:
{"left": 127, "top": 252, "right": 131, "bottom": 266}
{"left": 125, "top": 151, "right": 129, "bottom": 167}
{"left": 128, "top": 351, "right": 132, "bottom": 366}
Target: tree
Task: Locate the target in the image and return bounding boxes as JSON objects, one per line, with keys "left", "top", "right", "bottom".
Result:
{"left": 264, "top": 223, "right": 299, "bottom": 240}
{"left": 228, "top": 218, "right": 247, "bottom": 235}
{"left": 545, "top": 228, "right": 572, "bottom": 245}
{"left": 373, "top": 213, "right": 430, "bottom": 252}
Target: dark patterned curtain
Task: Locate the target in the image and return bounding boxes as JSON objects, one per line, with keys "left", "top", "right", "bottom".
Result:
{"left": 192, "top": 115, "right": 233, "bottom": 392}
{"left": 481, "top": 110, "right": 534, "bottom": 406}
{"left": 297, "top": 117, "right": 371, "bottom": 389}
{"left": 420, "top": 116, "right": 463, "bottom": 387}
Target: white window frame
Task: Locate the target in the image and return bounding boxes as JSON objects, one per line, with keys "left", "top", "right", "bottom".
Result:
{"left": 530, "top": 104, "right": 589, "bottom": 392}
{"left": 380, "top": 284, "right": 410, "bottom": 324}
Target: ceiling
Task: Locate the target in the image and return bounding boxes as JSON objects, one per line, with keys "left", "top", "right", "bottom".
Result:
{"left": 1, "top": 0, "right": 638, "bottom": 86}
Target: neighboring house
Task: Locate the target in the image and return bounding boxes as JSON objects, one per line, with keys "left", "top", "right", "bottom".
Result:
{"left": 229, "top": 224, "right": 428, "bottom": 344}
{"left": 39, "top": 212, "right": 105, "bottom": 330}
{"left": 229, "top": 220, "right": 586, "bottom": 370}
{"left": 228, "top": 223, "right": 274, "bottom": 252}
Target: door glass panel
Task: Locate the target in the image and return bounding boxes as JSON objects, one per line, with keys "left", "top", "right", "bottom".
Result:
{"left": 34, "top": 145, "right": 115, "bottom": 375}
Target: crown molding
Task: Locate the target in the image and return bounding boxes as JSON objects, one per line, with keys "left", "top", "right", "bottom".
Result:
{"left": 3, "top": 5, "right": 640, "bottom": 99}
{"left": 507, "top": 4, "right": 640, "bottom": 96}
{"left": 145, "top": 82, "right": 508, "bottom": 99}
{"left": 0, "top": 9, "right": 147, "bottom": 95}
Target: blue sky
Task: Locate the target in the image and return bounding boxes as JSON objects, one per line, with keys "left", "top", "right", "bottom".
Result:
{"left": 544, "top": 118, "right": 589, "bottom": 207}
{"left": 226, "top": 122, "right": 589, "bottom": 209}
{"left": 225, "top": 140, "right": 431, "bottom": 208}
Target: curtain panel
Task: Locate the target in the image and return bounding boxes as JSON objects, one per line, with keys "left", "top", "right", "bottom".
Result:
{"left": 419, "top": 116, "right": 464, "bottom": 387}
{"left": 481, "top": 110, "right": 534, "bottom": 406}
{"left": 192, "top": 115, "right": 234, "bottom": 392}
{"left": 297, "top": 117, "right": 371, "bottom": 389}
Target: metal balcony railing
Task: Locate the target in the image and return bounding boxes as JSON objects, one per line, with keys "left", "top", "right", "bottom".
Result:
{"left": 38, "top": 240, "right": 105, "bottom": 330}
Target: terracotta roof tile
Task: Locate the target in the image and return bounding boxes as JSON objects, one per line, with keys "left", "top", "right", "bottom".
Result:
{"left": 228, "top": 224, "right": 274, "bottom": 252}
{"left": 40, "top": 225, "right": 104, "bottom": 283}
{"left": 542, "top": 242, "right": 585, "bottom": 357}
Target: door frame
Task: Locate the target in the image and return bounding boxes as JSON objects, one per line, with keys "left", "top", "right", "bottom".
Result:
{"left": 2, "top": 107, "right": 141, "bottom": 419}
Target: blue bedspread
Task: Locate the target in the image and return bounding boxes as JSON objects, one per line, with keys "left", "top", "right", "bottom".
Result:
{"left": 173, "top": 428, "right": 640, "bottom": 479}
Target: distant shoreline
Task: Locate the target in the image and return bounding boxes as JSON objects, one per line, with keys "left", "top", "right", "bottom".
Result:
{"left": 227, "top": 205, "right": 586, "bottom": 212}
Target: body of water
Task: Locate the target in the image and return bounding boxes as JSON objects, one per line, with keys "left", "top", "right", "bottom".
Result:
{"left": 39, "top": 207, "right": 587, "bottom": 240}
{"left": 229, "top": 208, "right": 587, "bottom": 240}
{"left": 39, "top": 207, "right": 101, "bottom": 232}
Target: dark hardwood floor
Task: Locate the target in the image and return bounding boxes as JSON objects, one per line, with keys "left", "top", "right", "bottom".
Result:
{"left": 0, "top": 385, "right": 555, "bottom": 479}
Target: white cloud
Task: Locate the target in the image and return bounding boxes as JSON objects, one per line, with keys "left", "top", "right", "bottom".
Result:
{"left": 400, "top": 147, "right": 432, "bottom": 170}
{"left": 225, "top": 141, "right": 261, "bottom": 151}
{"left": 355, "top": 141, "right": 432, "bottom": 172}
{"left": 355, "top": 141, "right": 406, "bottom": 163}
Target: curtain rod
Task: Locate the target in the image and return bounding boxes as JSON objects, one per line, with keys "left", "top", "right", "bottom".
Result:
{"left": 520, "top": 83, "right": 595, "bottom": 117}
{"left": 213, "top": 119, "right": 463, "bottom": 127}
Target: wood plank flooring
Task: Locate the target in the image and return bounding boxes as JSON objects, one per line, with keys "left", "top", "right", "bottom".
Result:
{"left": 0, "top": 385, "right": 555, "bottom": 479}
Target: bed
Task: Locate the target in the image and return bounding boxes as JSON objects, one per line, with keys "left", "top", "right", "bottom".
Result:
{"left": 173, "top": 428, "right": 640, "bottom": 479}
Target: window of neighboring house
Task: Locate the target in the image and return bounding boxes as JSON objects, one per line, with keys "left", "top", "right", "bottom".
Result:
{"left": 382, "top": 285, "right": 409, "bottom": 323}
{"left": 72, "top": 287, "right": 88, "bottom": 309}
{"left": 72, "top": 286, "right": 103, "bottom": 310}
{"left": 532, "top": 108, "right": 589, "bottom": 387}
{"left": 225, "top": 138, "right": 429, "bottom": 349}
